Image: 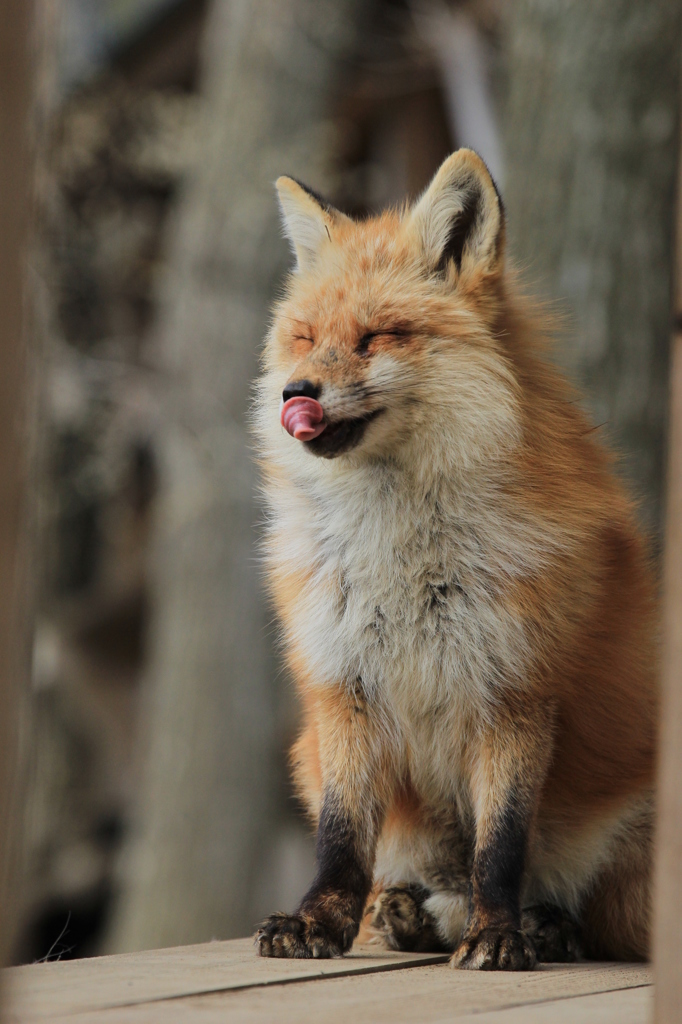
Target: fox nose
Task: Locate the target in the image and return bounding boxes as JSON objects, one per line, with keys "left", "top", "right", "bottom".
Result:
{"left": 282, "top": 379, "right": 320, "bottom": 403}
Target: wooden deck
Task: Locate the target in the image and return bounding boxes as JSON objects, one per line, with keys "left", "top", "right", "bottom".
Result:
{"left": 4, "top": 939, "right": 652, "bottom": 1023}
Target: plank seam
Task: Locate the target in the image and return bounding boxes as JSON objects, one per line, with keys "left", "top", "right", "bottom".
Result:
{"left": 24, "top": 953, "right": 452, "bottom": 1017}
{"left": 461, "top": 981, "right": 652, "bottom": 1017}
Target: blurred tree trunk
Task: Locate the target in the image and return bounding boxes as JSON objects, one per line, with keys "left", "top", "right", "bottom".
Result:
{"left": 503, "top": 0, "right": 681, "bottom": 544}
{"left": 108, "top": 0, "right": 372, "bottom": 951}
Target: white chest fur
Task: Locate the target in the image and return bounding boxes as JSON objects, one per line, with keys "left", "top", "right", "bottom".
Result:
{"left": 269, "top": 456, "right": 556, "bottom": 800}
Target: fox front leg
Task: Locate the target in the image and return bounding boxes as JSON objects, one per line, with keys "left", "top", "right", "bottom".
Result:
{"left": 256, "top": 686, "right": 386, "bottom": 958}
{"left": 452, "top": 707, "right": 552, "bottom": 971}
{"left": 256, "top": 796, "right": 377, "bottom": 958}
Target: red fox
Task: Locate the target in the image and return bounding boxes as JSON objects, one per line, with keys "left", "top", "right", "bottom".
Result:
{"left": 254, "top": 150, "right": 657, "bottom": 969}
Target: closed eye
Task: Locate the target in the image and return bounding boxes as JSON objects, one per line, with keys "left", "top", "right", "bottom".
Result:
{"left": 293, "top": 335, "right": 314, "bottom": 345}
{"left": 357, "top": 329, "right": 408, "bottom": 354}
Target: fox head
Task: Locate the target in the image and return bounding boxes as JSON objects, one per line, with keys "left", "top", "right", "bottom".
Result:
{"left": 258, "top": 149, "right": 523, "bottom": 476}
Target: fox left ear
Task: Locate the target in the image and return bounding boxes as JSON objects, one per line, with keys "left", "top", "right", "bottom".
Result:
{"left": 275, "top": 177, "right": 349, "bottom": 273}
{"left": 410, "top": 149, "right": 505, "bottom": 279}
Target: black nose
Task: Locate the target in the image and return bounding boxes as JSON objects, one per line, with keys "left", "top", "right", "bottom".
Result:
{"left": 282, "top": 379, "right": 320, "bottom": 402}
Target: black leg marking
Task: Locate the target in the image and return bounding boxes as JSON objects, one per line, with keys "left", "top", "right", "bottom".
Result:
{"left": 471, "top": 791, "right": 528, "bottom": 926}
{"left": 452, "top": 789, "right": 536, "bottom": 971}
{"left": 256, "top": 796, "right": 373, "bottom": 959}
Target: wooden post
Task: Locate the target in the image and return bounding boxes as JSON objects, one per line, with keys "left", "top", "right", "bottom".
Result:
{"left": 0, "top": 0, "right": 34, "bottom": 977}
{"left": 653, "top": 99, "right": 682, "bottom": 1024}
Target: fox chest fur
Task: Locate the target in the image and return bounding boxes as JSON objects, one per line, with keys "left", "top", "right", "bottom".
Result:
{"left": 272, "top": 456, "right": 554, "bottom": 806}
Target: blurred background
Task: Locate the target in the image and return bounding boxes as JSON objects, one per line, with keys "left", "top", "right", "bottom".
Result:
{"left": 14, "top": 0, "right": 680, "bottom": 963}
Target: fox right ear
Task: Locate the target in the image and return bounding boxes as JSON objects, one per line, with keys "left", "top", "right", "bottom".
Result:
{"left": 410, "top": 149, "right": 505, "bottom": 280}
{"left": 275, "top": 177, "right": 348, "bottom": 273}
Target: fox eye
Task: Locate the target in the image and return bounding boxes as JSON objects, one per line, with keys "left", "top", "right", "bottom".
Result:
{"left": 357, "top": 332, "right": 376, "bottom": 355}
{"left": 293, "top": 334, "right": 314, "bottom": 345}
{"left": 357, "top": 329, "right": 407, "bottom": 354}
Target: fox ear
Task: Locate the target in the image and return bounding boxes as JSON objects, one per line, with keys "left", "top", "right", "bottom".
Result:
{"left": 275, "top": 177, "right": 347, "bottom": 273}
{"left": 410, "top": 149, "right": 504, "bottom": 279}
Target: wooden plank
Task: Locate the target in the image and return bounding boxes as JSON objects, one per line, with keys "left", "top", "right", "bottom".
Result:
{"left": 0, "top": 0, "right": 34, "bottom": 982}
{"left": 654, "top": 341, "right": 682, "bottom": 1024}
{"left": 456, "top": 985, "right": 651, "bottom": 1024}
{"left": 4, "top": 939, "right": 449, "bottom": 1021}
{"left": 15, "top": 958, "right": 650, "bottom": 1024}
{"left": 654, "top": 99, "right": 682, "bottom": 1020}
{"left": 129, "top": 963, "right": 650, "bottom": 1024}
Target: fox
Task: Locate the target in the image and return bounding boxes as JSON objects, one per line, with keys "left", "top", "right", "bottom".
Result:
{"left": 253, "top": 149, "right": 658, "bottom": 970}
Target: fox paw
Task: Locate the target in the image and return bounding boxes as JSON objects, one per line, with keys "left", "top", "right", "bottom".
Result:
{"left": 370, "top": 885, "right": 449, "bottom": 952}
{"left": 451, "top": 927, "right": 537, "bottom": 971}
{"left": 255, "top": 912, "right": 348, "bottom": 959}
{"left": 522, "top": 905, "right": 582, "bottom": 963}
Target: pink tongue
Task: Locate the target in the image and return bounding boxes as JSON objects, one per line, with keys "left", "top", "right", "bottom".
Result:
{"left": 281, "top": 396, "right": 326, "bottom": 441}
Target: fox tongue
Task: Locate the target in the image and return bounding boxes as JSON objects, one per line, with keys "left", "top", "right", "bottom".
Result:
{"left": 280, "top": 396, "right": 326, "bottom": 441}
